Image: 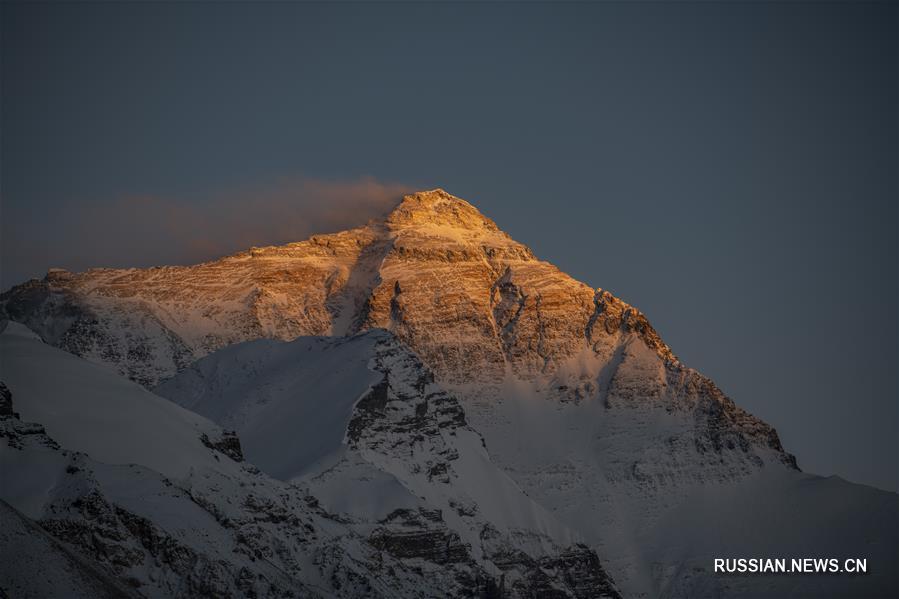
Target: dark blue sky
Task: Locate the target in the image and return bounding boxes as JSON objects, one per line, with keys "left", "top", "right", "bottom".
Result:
{"left": 2, "top": 2, "right": 896, "bottom": 491}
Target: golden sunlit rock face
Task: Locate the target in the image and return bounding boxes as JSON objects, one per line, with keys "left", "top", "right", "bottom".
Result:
{"left": 1, "top": 189, "right": 668, "bottom": 386}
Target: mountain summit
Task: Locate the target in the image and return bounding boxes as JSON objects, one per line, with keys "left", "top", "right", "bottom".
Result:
{"left": 387, "top": 188, "right": 504, "bottom": 231}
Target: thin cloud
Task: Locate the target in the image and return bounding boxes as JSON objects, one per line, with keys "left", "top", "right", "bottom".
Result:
{"left": 1, "top": 176, "right": 413, "bottom": 288}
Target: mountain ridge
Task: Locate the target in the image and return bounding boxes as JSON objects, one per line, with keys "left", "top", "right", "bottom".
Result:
{"left": 0, "top": 189, "right": 685, "bottom": 381}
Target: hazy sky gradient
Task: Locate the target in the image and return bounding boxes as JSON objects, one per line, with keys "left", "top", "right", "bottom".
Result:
{"left": 2, "top": 2, "right": 896, "bottom": 491}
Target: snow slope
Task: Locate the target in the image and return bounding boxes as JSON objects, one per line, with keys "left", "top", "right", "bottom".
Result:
{"left": 0, "top": 321, "right": 232, "bottom": 482}
{"left": 0, "top": 499, "right": 139, "bottom": 599}
{"left": 157, "top": 330, "right": 621, "bottom": 597}
{"left": 460, "top": 375, "right": 898, "bottom": 598}
{"left": 155, "top": 334, "right": 381, "bottom": 480}
{"left": 0, "top": 322, "right": 519, "bottom": 598}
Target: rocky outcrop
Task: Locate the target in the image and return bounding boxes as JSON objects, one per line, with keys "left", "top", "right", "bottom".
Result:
{"left": 486, "top": 543, "right": 621, "bottom": 599}
{"left": 0, "top": 382, "right": 14, "bottom": 418}
{"left": 0, "top": 381, "right": 58, "bottom": 451}
{"left": 0, "top": 499, "right": 141, "bottom": 599}
{"left": 369, "top": 511, "right": 622, "bottom": 599}
{"left": 369, "top": 508, "right": 471, "bottom": 565}
{"left": 199, "top": 430, "right": 244, "bottom": 462}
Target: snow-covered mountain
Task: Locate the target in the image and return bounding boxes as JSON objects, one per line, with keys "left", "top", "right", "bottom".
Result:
{"left": 154, "top": 331, "right": 898, "bottom": 599}
{"left": 2, "top": 321, "right": 617, "bottom": 597}
{"left": 2, "top": 189, "right": 896, "bottom": 598}
{"left": 155, "top": 330, "right": 620, "bottom": 597}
